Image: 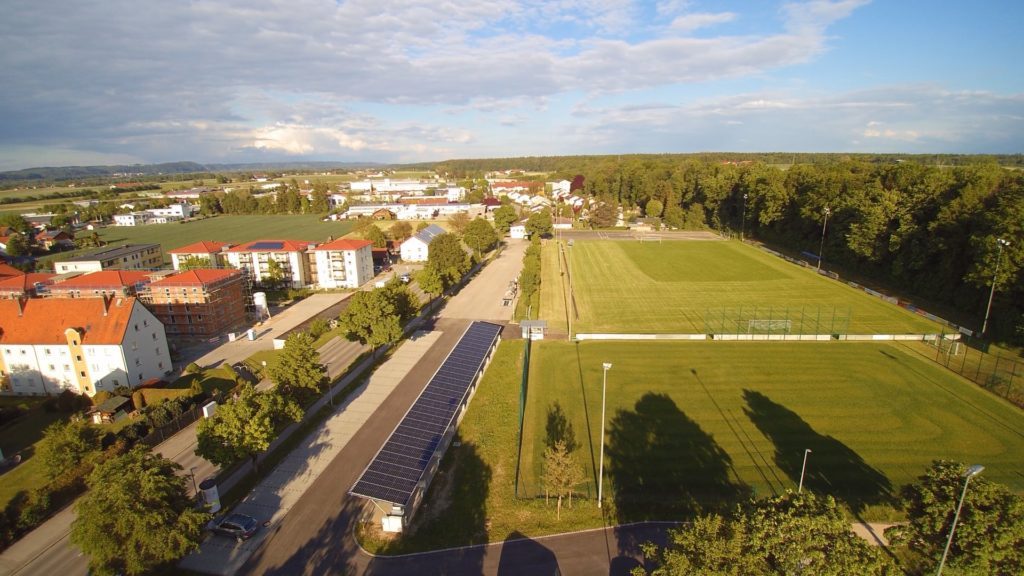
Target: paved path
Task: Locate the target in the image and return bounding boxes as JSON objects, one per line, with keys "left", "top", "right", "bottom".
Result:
{"left": 181, "top": 327, "right": 452, "bottom": 575}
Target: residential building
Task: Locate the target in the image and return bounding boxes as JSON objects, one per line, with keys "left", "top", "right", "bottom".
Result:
{"left": 114, "top": 212, "right": 153, "bottom": 226}
{"left": 35, "top": 229, "right": 75, "bottom": 251}
{"left": 138, "top": 269, "right": 248, "bottom": 340}
{"left": 0, "top": 297, "right": 171, "bottom": 396}
{"left": 349, "top": 179, "right": 435, "bottom": 194}
{"left": 510, "top": 220, "right": 528, "bottom": 239}
{"left": 54, "top": 244, "right": 163, "bottom": 274}
{"left": 45, "top": 270, "right": 155, "bottom": 299}
{"left": 113, "top": 203, "right": 194, "bottom": 226}
{"left": 168, "top": 240, "right": 231, "bottom": 270}
{"left": 223, "top": 240, "right": 313, "bottom": 288}
{"left": 0, "top": 273, "right": 56, "bottom": 299}
{"left": 400, "top": 224, "right": 446, "bottom": 262}
{"left": 309, "top": 239, "right": 374, "bottom": 289}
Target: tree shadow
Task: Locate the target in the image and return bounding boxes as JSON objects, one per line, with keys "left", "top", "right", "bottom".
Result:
{"left": 742, "top": 390, "right": 893, "bottom": 513}
{"left": 545, "top": 402, "right": 578, "bottom": 453}
{"left": 606, "top": 393, "right": 748, "bottom": 523}
{"left": 496, "top": 531, "right": 561, "bottom": 576}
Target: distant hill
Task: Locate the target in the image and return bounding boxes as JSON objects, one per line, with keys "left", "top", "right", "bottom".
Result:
{"left": 0, "top": 160, "right": 388, "bottom": 183}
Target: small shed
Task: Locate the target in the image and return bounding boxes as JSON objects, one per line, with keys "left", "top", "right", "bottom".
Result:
{"left": 91, "top": 395, "right": 131, "bottom": 424}
{"left": 520, "top": 320, "right": 547, "bottom": 340}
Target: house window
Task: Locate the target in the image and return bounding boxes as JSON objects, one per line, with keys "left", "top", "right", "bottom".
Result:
{"left": 158, "top": 361, "right": 163, "bottom": 369}
{"left": 143, "top": 319, "right": 148, "bottom": 327}
{"left": 79, "top": 371, "right": 86, "bottom": 377}
{"left": 152, "top": 332, "right": 157, "bottom": 340}
{"left": 134, "top": 324, "right": 139, "bottom": 332}
{"left": 112, "top": 379, "right": 119, "bottom": 387}
{"left": 138, "top": 373, "right": 143, "bottom": 381}
{"left": 135, "top": 358, "right": 140, "bottom": 366}
{"left": 44, "top": 348, "right": 51, "bottom": 355}
{"left": 75, "top": 355, "right": 82, "bottom": 361}
{"left": 48, "top": 364, "right": 55, "bottom": 371}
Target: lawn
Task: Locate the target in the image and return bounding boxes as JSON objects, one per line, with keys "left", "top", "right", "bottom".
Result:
{"left": 39, "top": 214, "right": 355, "bottom": 266}
{"left": 0, "top": 408, "right": 69, "bottom": 510}
{"left": 519, "top": 341, "right": 1024, "bottom": 523}
{"left": 554, "top": 239, "right": 942, "bottom": 334}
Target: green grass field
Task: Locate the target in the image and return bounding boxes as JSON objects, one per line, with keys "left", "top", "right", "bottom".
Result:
{"left": 554, "top": 239, "right": 941, "bottom": 334}
{"left": 40, "top": 214, "right": 355, "bottom": 266}
{"left": 520, "top": 341, "right": 1024, "bottom": 521}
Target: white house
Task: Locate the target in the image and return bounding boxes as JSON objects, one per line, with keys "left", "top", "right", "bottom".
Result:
{"left": 223, "top": 239, "right": 312, "bottom": 288}
{"left": 114, "top": 212, "right": 153, "bottom": 226}
{"left": 350, "top": 179, "right": 435, "bottom": 194}
{"left": 400, "top": 224, "right": 446, "bottom": 262}
{"left": 0, "top": 297, "right": 171, "bottom": 396}
{"left": 147, "top": 203, "right": 194, "bottom": 219}
{"left": 510, "top": 220, "right": 528, "bottom": 239}
{"left": 550, "top": 180, "right": 572, "bottom": 197}
{"left": 310, "top": 238, "right": 374, "bottom": 289}
{"left": 168, "top": 240, "right": 231, "bottom": 270}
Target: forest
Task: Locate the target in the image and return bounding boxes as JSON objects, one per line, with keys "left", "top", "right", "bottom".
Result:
{"left": 438, "top": 155, "right": 1023, "bottom": 342}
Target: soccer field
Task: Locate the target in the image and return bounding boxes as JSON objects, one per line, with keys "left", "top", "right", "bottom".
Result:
{"left": 550, "top": 240, "right": 942, "bottom": 334}
{"left": 520, "top": 341, "right": 1024, "bottom": 521}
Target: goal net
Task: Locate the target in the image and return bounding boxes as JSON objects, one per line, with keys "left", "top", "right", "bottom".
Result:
{"left": 748, "top": 319, "right": 792, "bottom": 334}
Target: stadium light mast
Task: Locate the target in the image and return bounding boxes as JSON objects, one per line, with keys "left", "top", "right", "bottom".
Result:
{"left": 798, "top": 449, "right": 812, "bottom": 493}
{"left": 936, "top": 465, "right": 984, "bottom": 576}
{"left": 981, "top": 238, "right": 1010, "bottom": 336}
{"left": 816, "top": 206, "right": 831, "bottom": 272}
{"left": 741, "top": 193, "right": 748, "bottom": 241}
{"left": 597, "top": 362, "right": 612, "bottom": 508}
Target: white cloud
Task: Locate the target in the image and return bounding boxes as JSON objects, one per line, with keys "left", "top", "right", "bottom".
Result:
{"left": 669, "top": 12, "right": 737, "bottom": 33}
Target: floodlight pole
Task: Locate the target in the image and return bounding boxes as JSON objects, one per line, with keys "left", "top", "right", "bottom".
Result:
{"left": 798, "top": 449, "right": 812, "bottom": 493}
{"left": 597, "top": 362, "right": 612, "bottom": 508}
{"left": 980, "top": 239, "right": 1010, "bottom": 336}
{"left": 816, "top": 206, "right": 830, "bottom": 272}
{"left": 741, "top": 193, "right": 748, "bottom": 241}
{"left": 937, "top": 465, "right": 985, "bottom": 576}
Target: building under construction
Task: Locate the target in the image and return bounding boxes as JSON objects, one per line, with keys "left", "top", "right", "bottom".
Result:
{"left": 138, "top": 269, "right": 249, "bottom": 340}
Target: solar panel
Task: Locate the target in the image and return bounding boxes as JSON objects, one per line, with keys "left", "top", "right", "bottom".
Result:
{"left": 250, "top": 241, "right": 285, "bottom": 250}
{"left": 350, "top": 321, "right": 502, "bottom": 506}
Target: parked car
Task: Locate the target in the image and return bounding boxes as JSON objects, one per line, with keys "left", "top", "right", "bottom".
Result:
{"left": 209, "top": 513, "right": 260, "bottom": 542}
{"left": 399, "top": 273, "right": 411, "bottom": 283}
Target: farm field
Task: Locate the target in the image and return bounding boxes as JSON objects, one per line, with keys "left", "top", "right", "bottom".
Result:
{"left": 520, "top": 341, "right": 1024, "bottom": 521}
{"left": 39, "top": 215, "right": 355, "bottom": 265}
{"left": 555, "top": 239, "right": 942, "bottom": 334}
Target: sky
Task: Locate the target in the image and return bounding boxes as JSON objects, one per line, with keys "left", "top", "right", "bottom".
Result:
{"left": 1, "top": 0, "right": 1022, "bottom": 170}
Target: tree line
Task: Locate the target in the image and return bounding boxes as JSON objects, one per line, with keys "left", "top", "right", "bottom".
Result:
{"left": 442, "top": 156, "right": 1023, "bottom": 342}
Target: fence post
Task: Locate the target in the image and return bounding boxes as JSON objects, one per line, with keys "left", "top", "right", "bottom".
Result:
{"left": 960, "top": 337, "right": 970, "bottom": 374}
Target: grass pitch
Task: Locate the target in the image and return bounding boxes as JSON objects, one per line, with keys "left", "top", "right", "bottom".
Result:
{"left": 521, "top": 341, "right": 1024, "bottom": 521}
{"left": 553, "top": 240, "right": 941, "bottom": 334}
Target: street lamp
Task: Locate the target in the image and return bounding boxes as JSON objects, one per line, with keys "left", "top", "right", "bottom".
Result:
{"left": 741, "top": 193, "right": 748, "bottom": 241}
{"left": 816, "top": 206, "right": 831, "bottom": 272}
{"left": 188, "top": 467, "right": 199, "bottom": 495}
{"left": 936, "top": 464, "right": 985, "bottom": 575}
{"left": 597, "top": 362, "right": 612, "bottom": 508}
{"left": 798, "top": 449, "right": 812, "bottom": 493}
{"left": 981, "top": 238, "right": 1010, "bottom": 336}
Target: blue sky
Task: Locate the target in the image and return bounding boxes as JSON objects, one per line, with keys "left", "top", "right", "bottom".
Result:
{"left": 0, "top": 0, "right": 1021, "bottom": 170}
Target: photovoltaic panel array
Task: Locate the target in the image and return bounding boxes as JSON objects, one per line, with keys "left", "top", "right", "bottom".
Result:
{"left": 250, "top": 241, "right": 284, "bottom": 250}
{"left": 350, "top": 321, "right": 502, "bottom": 506}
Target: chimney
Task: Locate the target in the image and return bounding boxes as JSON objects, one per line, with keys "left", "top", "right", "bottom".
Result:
{"left": 16, "top": 296, "right": 25, "bottom": 317}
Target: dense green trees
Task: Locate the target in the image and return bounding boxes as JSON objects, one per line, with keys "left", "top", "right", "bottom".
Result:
{"left": 637, "top": 492, "right": 896, "bottom": 576}
{"left": 196, "top": 384, "right": 303, "bottom": 471}
{"left": 525, "top": 209, "right": 553, "bottom": 238}
{"left": 268, "top": 332, "right": 326, "bottom": 400}
{"left": 37, "top": 419, "right": 101, "bottom": 480}
{"left": 461, "top": 217, "right": 499, "bottom": 256}
{"left": 72, "top": 447, "right": 209, "bottom": 576}
{"left": 886, "top": 461, "right": 1024, "bottom": 575}
{"left": 338, "top": 281, "right": 418, "bottom": 351}
{"left": 427, "top": 232, "right": 470, "bottom": 289}
{"left": 492, "top": 204, "right": 519, "bottom": 233}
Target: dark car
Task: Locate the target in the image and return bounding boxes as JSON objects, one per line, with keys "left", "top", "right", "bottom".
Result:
{"left": 209, "top": 513, "right": 260, "bottom": 542}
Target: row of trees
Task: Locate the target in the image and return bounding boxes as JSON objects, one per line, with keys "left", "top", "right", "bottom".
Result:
{"left": 443, "top": 156, "right": 1021, "bottom": 340}
{"left": 636, "top": 460, "right": 1024, "bottom": 575}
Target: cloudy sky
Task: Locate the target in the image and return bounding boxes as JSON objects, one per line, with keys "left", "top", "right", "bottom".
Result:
{"left": 1, "top": 0, "right": 1021, "bottom": 170}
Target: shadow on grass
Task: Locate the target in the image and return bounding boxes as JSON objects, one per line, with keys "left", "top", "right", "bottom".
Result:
{"left": 573, "top": 343, "right": 598, "bottom": 488}
{"left": 607, "top": 393, "right": 748, "bottom": 523}
{"left": 545, "top": 402, "right": 578, "bottom": 453}
{"left": 497, "top": 531, "right": 560, "bottom": 575}
{"left": 742, "top": 390, "right": 893, "bottom": 513}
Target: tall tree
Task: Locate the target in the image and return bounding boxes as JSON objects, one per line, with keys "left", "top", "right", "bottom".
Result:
{"left": 389, "top": 220, "right": 413, "bottom": 243}
{"left": 310, "top": 182, "right": 330, "bottom": 214}
{"left": 526, "top": 209, "right": 553, "bottom": 238}
{"left": 264, "top": 258, "right": 287, "bottom": 288}
{"left": 461, "top": 217, "right": 499, "bottom": 256}
{"left": 196, "top": 384, "right": 303, "bottom": 472}
{"left": 448, "top": 212, "right": 472, "bottom": 235}
{"left": 72, "top": 447, "right": 209, "bottom": 576}
{"left": 36, "top": 419, "right": 102, "bottom": 479}
{"left": 363, "top": 224, "right": 387, "bottom": 248}
{"left": 338, "top": 288, "right": 404, "bottom": 351}
{"left": 268, "top": 332, "right": 326, "bottom": 399}
{"left": 4, "top": 234, "right": 29, "bottom": 257}
{"left": 177, "top": 255, "right": 212, "bottom": 271}
{"left": 492, "top": 205, "right": 519, "bottom": 234}
{"left": 886, "top": 460, "right": 1024, "bottom": 575}
{"left": 645, "top": 199, "right": 664, "bottom": 218}
{"left": 427, "top": 232, "right": 469, "bottom": 288}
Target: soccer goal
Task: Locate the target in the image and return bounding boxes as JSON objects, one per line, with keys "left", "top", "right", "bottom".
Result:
{"left": 637, "top": 234, "right": 662, "bottom": 243}
{"left": 748, "top": 319, "right": 792, "bottom": 334}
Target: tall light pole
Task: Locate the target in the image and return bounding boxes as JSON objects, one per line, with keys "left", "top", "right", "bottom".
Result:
{"left": 597, "top": 362, "right": 612, "bottom": 508}
{"left": 981, "top": 238, "right": 1010, "bottom": 336}
{"left": 936, "top": 464, "right": 985, "bottom": 575}
{"left": 798, "top": 449, "right": 812, "bottom": 493}
{"left": 816, "top": 206, "right": 831, "bottom": 272}
{"left": 741, "top": 193, "right": 748, "bottom": 241}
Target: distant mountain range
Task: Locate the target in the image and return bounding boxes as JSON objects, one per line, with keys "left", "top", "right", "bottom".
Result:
{"left": 0, "top": 161, "right": 389, "bottom": 183}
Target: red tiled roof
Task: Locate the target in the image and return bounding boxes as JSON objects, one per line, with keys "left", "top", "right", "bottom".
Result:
{"left": 225, "top": 239, "right": 311, "bottom": 253}
{"left": 311, "top": 238, "right": 372, "bottom": 251}
{"left": 168, "top": 240, "right": 230, "bottom": 254}
{"left": 148, "top": 269, "right": 240, "bottom": 286}
{"left": 399, "top": 197, "right": 449, "bottom": 205}
{"left": 0, "top": 297, "right": 136, "bottom": 345}
{"left": 51, "top": 270, "right": 151, "bottom": 289}
{"left": 0, "top": 273, "right": 55, "bottom": 292}
{"left": 0, "top": 263, "right": 23, "bottom": 278}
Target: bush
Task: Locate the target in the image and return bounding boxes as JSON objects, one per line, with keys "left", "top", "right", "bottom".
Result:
{"left": 286, "top": 287, "right": 312, "bottom": 301}
{"left": 91, "top": 390, "right": 112, "bottom": 407}
{"left": 308, "top": 318, "right": 329, "bottom": 340}
{"left": 184, "top": 362, "right": 202, "bottom": 375}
